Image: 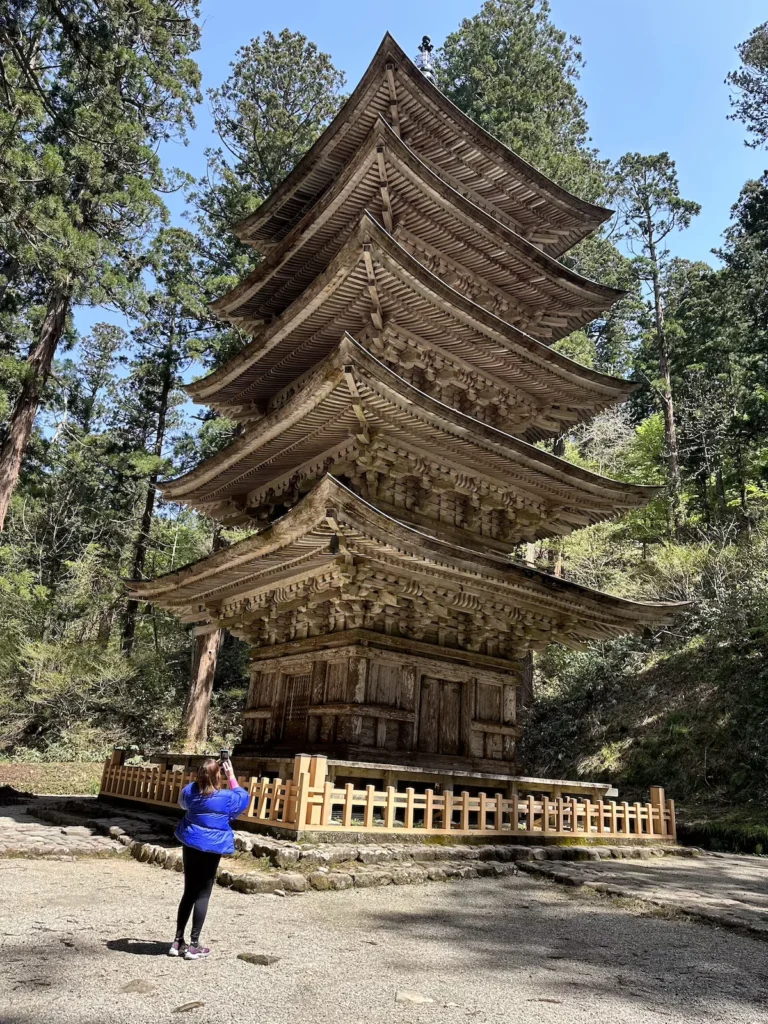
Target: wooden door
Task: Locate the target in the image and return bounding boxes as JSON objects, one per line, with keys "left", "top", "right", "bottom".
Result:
{"left": 418, "top": 677, "right": 462, "bottom": 756}
{"left": 281, "top": 672, "right": 311, "bottom": 743}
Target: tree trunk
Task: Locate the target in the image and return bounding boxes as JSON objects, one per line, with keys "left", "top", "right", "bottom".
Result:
{"left": 121, "top": 358, "right": 173, "bottom": 653}
{"left": 0, "top": 286, "right": 70, "bottom": 530}
{"left": 180, "top": 524, "right": 226, "bottom": 749}
{"left": 181, "top": 628, "right": 225, "bottom": 751}
{"left": 548, "top": 435, "right": 565, "bottom": 576}
{"left": 648, "top": 234, "right": 683, "bottom": 537}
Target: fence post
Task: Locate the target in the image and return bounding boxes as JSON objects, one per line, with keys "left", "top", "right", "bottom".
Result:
{"left": 405, "top": 788, "right": 415, "bottom": 830}
{"left": 307, "top": 756, "right": 328, "bottom": 826}
{"left": 363, "top": 785, "right": 375, "bottom": 828}
{"left": 321, "top": 781, "right": 334, "bottom": 826}
{"left": 294, "top": 770, "right": 311, "bottom": 830}
{"left": 384, "top": 786, "right": 396, "bottom": 829}
{"left": 246, "top": 778, "right": 259, "bottom": 818}
{"left": 99, "top": 757, "right": 110, "bottom": 795}
{"left": 425, "top": 789, "right": 434, "bottom": 831}
{"left": 667, "top": 798, "right": 676, "bottom": 840}
{"left": 442, "top": 790, "right": 453, "bottom": 832}
{"left": 342, "top": 783, "right": 354, "bottom": 828}
{"left": 649, "top": 787, "right": 666, "bottom": 837}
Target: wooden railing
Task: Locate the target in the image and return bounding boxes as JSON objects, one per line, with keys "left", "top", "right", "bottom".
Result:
{"left": 100, "top": 752, "right": 676, "bottom": 840}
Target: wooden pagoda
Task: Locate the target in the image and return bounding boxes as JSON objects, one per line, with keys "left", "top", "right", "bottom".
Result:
{"left": 129, "top": 34, "right": 683, "bottom": 776}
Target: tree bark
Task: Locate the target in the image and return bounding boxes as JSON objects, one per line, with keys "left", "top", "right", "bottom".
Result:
{"left": 647, "top": 231, "right": 683, "bottom": 537}
{"left": 180, "top": 524, "right": 226, "bottom": 749}
{"left": 121, "top": 356, "right": 173, "bottom": 653}
{"left": 181, "top": 627, "right": 225, "bottom": 751}
{"left": 0, "top": 286, "right": 71, "bottom": 531}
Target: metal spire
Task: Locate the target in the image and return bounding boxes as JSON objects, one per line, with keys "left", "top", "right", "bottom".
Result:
{"left": 415, "top": 35, "right": 436, "bottom": 85}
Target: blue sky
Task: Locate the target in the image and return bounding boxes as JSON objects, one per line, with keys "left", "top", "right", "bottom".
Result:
{"left": 77, "top": 1, "right": 766, "bottom": 340}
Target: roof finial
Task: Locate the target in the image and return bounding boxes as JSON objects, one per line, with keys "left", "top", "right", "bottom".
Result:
{"left": 415, "top": 35, "right": 436, "bottom": 85}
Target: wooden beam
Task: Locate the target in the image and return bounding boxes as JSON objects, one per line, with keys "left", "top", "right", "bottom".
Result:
{"left": 376, "top": 145, "right": 394, "bottom": 232}
{"left": 362, "top": 245, "right": 385, "bottom": 330}
{"left": 385, "top": 63, "right": 401, "bottom": 138}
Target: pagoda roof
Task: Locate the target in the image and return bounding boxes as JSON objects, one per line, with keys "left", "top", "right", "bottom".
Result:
{"left": 129, "top": 475, "right": 685, "bottom": 653}
{"left": 234, "top": 34, "right": 610, "bottom": 258}
{"left": 191, "top": 216, "right": 634, "bottom": 442}
{"left": 213, "top": 118, "right": 622, "bottom": 342}
{"left": 165, "top": 334, "right": 657, "bottom": 539}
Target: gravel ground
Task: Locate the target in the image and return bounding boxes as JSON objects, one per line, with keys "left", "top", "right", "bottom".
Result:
{"left": 527, "top": 854, "right": 768, "bottom": 932}
{"left": 3, "top": 859, "right": 768, "bottom": 1024}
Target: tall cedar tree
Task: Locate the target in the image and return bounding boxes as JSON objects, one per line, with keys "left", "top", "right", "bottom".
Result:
{"left": 437, "top": 0, "right": 605, "bottom": 201}
{"left": 0, "top": 0, "right": 202, "bottom": 530}
{"left": 612, "top": 153, "right": 700, "bottom": 536}
{"left": 727, "top": 21, "right": 768, "bottom": 148}
{"left": 179, "top": 30, "right": 346, "bottom": 748}
{"left": 121, "top": 228, "right": 207, "bottom": 653}
{"left": 437, "top": 0, "right": 641, "bottom": 394}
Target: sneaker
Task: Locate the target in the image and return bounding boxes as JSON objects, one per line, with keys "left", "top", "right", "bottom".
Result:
{"left": 184, "top": 945, "right": 211, "bottom": 960}
{"left": 168, "top": 940, "right": 187, "bottom": 957}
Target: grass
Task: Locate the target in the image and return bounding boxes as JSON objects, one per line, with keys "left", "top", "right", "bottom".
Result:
{"left": 0, "top": 761, "right": 104, "bottom": 796}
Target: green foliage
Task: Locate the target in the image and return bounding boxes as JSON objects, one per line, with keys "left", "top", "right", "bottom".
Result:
{"left": 522, "top": 524, "right": 768, "bottom": 817}
{"left": 437, "top": 0, "right": 606, "bottom": 199}
{"left": 727, "top": 21, "right": 768, "bottom": 148}
{"left": 209, "top": 29, "right": 346, "bottom": 200}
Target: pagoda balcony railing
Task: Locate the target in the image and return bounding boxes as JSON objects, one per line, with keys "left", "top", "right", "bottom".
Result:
{"left": 100, "top": 750, "right": 675, "bottom": 841}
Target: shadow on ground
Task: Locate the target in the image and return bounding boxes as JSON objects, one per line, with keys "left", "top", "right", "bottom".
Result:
{"left": 105, "top": 938, "right": 170, "bottom": 956}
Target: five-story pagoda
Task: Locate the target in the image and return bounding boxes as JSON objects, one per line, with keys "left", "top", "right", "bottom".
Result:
{"left": 129, "top": 34, "right": 683, "bottom": 776}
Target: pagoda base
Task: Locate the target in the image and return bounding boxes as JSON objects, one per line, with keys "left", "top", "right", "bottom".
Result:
{"left": 237, "top": 630, "right": 531, "bottom": 775}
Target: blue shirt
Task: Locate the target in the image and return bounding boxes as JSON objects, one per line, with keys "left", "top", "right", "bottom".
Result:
{"left": 175, "top": 782, "right": 251, "bottom": 855}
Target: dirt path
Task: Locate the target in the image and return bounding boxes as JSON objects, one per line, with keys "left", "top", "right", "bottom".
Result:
{"left": 3, "top": 858, "right": 768, "bottom": 1024}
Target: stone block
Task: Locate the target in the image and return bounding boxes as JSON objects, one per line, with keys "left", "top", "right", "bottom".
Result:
{"left": 275, "top": 848, "right": 301, "bottom": 869}
{"left": 352, "top": 869, "right": 393, "bottom": 888}
{"left": 409, "top": 846, "right": 437, "bottom": 862}
{"left": 454, "top": 865, "right": 478, "bottom": 879}
{"left": 278, "top": 872, "right": 308, "bottom": 892}
{"left": 326, "top": 845, "right": 358, "bottom": 865}
{"left": 426, "top": 866, "right": 447, "bottom": 881}
{"left": 309, "top": 870, "right": 353, "bottom": 891}
{"left": 391, "top": 866, "right": 426, "bottom": 885}
{"left": 231, "top": 874, "right": 275, "bottom": 894}
{"left": 357, "top": 847, "right": 390, "bottom": 864}
{"left": 573, "top": 848, "right": 601, "bottom": 861}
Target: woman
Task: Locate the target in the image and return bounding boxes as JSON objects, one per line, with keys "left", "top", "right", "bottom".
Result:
{"left": 169, "top": 757, "right": 250, "bottom": 960}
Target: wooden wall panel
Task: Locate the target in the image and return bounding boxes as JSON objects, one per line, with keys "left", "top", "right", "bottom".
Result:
{"left": 477, "top": 682, "right": 502, "bottom": 723}
{"left": 418, "top": 677, "right": 461, "bottom": 756}
{"left": 367, "top": 662, "right": 401, "bottom": 706}
{"left": 439, "top": 680, "right": 462, "bottom": 755}
{"left": 326, "top": 660, "right": 349, "bottom": 702}
{"left": 417, "top": 677, "right": 439, "bottom": 753}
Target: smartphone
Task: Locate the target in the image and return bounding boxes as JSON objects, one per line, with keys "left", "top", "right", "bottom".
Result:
{"left": 220, "top": 749, "right": 230, "bottom": 763}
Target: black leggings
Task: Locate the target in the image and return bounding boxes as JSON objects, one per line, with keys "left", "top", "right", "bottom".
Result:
{"left": 175, "top": 845, "right": 221, "bottom": 946}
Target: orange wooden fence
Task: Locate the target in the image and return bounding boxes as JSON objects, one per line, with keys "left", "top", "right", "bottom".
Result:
{"left": 100, "top": 752, "right": 675, "bottom": 840}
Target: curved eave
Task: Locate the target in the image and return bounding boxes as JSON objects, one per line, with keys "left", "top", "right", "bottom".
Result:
{"left": 233, "top": 33, "right": 610, "bottom": 255}
{"left": 164, "top": 333, "right": 658, "bottom": 510}
{"left": 129, "top": 475, "right": 687, "bottom": 633}
{"left": 194, "top": 215, "right": 634, "bottom": 412}
{"left": 213, "top": 116, "right": 622, "bottom": 331}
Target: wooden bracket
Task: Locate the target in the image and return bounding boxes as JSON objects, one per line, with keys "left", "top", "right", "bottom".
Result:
{"left": 376, "top": 145, "right": 394, "bottom": 232}
{"left": 342, "top": 366, "right": 371, "bottom": 445}
{"left": 362, "top": 247, "right": 385, "bottom": 331}
{"left": 385, "top": 63, "right": 401, "bottom": 137}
